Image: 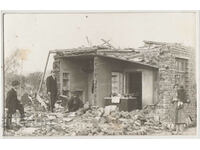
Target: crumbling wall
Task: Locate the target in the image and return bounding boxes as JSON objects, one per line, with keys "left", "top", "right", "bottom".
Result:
{"left": 171, "top": 46, "right": 196, "bottom": 123}
{"left": 142, "top": 45, "right": 176, "bottom": 122}
{"left": 52, "top": 41, "right": 196, "bottom": 124}
{"left": 138, "top": 42, "right": 196, "bottom": 123}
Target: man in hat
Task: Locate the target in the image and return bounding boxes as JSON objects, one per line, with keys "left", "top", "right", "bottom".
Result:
{"left": 5, "top": 80, "right": 25, "bottom": 129}
{"left": 46, "top": 70, "right": 57, "bottom": 112}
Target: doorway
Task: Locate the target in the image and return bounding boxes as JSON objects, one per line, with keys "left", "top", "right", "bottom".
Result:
{"left": 128, "top": 72, "right": 142, "bottom": 109}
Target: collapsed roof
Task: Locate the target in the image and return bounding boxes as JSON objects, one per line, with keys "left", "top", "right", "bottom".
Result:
{"left": 52, "top": 41, "right": 193, "bottom": 69}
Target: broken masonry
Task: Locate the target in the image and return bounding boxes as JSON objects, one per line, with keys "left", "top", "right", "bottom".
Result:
{"left": 51, "top": 40, "right": 196, "bottom": 124}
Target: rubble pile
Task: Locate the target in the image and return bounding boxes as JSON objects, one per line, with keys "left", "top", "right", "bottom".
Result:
{"left": 4, "top": 103, "right": 168, "bottom": 136}
{"left": 61, "top": 106, "right": 163, "bottom": 136}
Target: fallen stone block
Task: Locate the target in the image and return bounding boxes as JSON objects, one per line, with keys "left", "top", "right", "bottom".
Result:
{"left": 63, "top": 117, "right": 73, "bottom": 122}
{"left": 104, "top": 105, "right": 118, "bottom": 116}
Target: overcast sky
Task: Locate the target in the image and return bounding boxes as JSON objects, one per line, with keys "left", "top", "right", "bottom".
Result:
{"left": 4, "top": 12, "right": 196, "bottom": 75}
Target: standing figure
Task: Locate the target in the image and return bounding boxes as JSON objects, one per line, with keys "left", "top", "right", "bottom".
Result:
{"left": 172, "top": 85, "right": 189, "bottom": 135}
{"left": 5, "top": 80, "right": 25, "bottom": 129}
{"left": 46, "top": 70, "right": 57, "bottom": 112}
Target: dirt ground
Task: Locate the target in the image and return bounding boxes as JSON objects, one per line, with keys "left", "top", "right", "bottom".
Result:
{"left": 153, "top": 127, "right": 197, "bottom": 136}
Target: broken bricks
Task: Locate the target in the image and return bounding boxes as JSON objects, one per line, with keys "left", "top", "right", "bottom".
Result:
{"left": 5, "top": 103, "right": 174, "bottom": 136}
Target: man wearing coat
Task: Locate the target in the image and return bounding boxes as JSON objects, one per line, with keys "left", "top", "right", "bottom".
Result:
{"left": 5, "top": 80, "right": 25, "bottom": 129}
{"left": 46, "top": 70, "right": 57, "bottom": 112}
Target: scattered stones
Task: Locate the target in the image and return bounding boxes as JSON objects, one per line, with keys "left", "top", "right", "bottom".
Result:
{"left": 4, "top": 104, "right": 175, "bottom": 136}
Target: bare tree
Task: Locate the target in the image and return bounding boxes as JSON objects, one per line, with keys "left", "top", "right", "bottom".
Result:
{"left": 5, "top": 49, "right": 21, "bottom": 75}
{"left": 26, "top": 72, "right": 43, "bottom": 91}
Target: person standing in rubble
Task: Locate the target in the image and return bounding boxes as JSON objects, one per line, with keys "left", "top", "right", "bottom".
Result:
{"left": 5, "top": 80, "right": 25, "bottom": 129}
{"left": 68, "top": 92, "right": 83, "bottom": 112}
{"left": 172, "top": 84, "right": 189, "bottom": 135}
{"left": 46, "top": 70, "right": 58, "bottom": 112}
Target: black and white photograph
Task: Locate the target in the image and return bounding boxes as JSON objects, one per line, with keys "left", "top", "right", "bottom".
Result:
{"left": 1, "top": 11, "right": 198, "bottom": 137}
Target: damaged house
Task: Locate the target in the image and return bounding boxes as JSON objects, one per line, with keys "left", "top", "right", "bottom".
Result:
{"left": 52, "top": 41, "right": 196, "bottom": 123}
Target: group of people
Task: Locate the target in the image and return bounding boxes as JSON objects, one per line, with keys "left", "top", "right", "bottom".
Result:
{"left": 46, "top": 70, "right": 83, "bottom": 112}
{"left": 5, "top": 70, "right": 83, "bottom": 129}
{"left": 5, "top": 70, "right": 190, "bottom": 134}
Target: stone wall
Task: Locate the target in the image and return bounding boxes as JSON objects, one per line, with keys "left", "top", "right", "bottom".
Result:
{"left": 172, "top": 46, "right": 196, "bottom": 123}
{"left": 138, "top": 42, "right": 196, "bottom": 123}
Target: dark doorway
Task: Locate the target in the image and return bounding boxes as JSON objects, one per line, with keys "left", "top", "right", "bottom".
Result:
{"left": 128, "top": 72, "right": 142, "bottom": 110}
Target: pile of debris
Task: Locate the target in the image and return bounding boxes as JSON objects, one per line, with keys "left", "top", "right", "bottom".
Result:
{"left": 62, "top": 106, "right": 164, "bottom": 136}
{"left": 4, "top": 103, "right": 171, "bottom": 136}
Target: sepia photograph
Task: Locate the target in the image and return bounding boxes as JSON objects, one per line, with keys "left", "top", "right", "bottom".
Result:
{"left": 1, "top": 11, "right": 198, "bottom": 137}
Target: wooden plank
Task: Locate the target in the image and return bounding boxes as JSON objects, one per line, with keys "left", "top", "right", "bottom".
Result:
{"left": 37, "top": 52, "right": 50, "bottom": 94}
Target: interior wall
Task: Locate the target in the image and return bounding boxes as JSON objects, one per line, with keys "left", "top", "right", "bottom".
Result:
{"left": 124, "top": 66, "right": 155, "bottom": 107}
{"left": 88, "top": 72, "right": 94, "bottom": 105}
{"left": 94, "top": 56, "right": 124, "bottom": 106}
{"left": 60, "top": 58, "right": 91, "bottom": 103}
{"left": 141, "top": 69, "right": 154, "bottom": 106}
{"left": 60, "top": 56, "right": 157, "bottom": 107}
